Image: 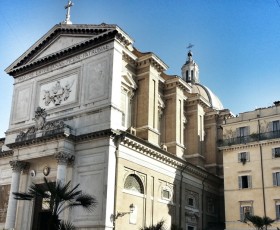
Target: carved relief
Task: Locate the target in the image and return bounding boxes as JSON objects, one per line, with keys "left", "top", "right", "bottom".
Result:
{"left": 43, "top": 80, "right": 75, "bottom": 106}
{"left": 15, "top": 107, "right": 72, "bottom": 142}
{"left": 34, "top": 107, "right": 47, "bottom": 130}
{"left": 39, "top": 74, "right": 78, "bottom": 109}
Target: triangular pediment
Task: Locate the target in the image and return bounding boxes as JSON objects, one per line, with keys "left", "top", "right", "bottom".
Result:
{"left": 6, "top": 23, "right": 134, "bottom": 76}
{"left": 33, "top": 35, "right": 92, "bottom": 61}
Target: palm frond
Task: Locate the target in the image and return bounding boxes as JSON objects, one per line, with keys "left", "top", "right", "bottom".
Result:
{"left": 60, "top": 193, "right": 97, "bottom": 214}
{"left": 59, "top": 220, "right": 76, "bottom": 230}
{"left": 140, "top": 220, "right": 166, "bottom": 230}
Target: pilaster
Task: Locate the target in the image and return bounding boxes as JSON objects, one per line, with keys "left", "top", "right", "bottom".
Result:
{"left": 5, "top": 160, "right": 29, "bottom": 230}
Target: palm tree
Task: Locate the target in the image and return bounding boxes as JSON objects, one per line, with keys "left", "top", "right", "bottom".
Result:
{"left": 139, "top": 220, "right": 166, "bottom": 230}
{"left": 13, "top": 177, "right": 97, "bottom": 230}
{"left": 245, "top": 215, "right": 275, "bottom": 230}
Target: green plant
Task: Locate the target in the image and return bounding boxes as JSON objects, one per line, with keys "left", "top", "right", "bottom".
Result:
{"left": 13, "top": 177, "right": 97, "bottom": 230}
{"left": 245, "top": 215, "right": 275, "bottom": 230}
{"left": 250, "top": 133, "right": 259, "bottom": 141}
{"left": 140, "top": 220, "right": 166, "bottom": 230}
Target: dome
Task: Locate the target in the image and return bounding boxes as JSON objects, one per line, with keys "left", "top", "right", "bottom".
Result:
{"left": 192, "top": 83, "right": 224, "bottom": 110}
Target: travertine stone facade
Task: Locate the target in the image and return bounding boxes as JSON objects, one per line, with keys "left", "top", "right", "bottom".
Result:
{"left": 0, "top": 22, "right": 229, "bottom": 230}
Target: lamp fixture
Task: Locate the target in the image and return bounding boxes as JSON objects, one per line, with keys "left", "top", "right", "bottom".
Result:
{"left": 111, "top": 203, "right": 135, "bottom": 221}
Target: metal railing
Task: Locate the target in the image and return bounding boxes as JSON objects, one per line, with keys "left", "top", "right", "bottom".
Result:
{"left": 219, "top": 131, "right": 280, "bottom": 147}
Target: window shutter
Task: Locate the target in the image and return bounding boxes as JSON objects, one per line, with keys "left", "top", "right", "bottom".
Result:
{"left": 272, "top": 148, "right": 276, "bottom": 158}
{"left": 245, "top": 126, "right": 250, "bottom": 136}
{"left": 276, "top": 205, "right": 280, "bottom": 219}
{"left": 240, "top": 206, "right": 244, "bottom": 221}
{"left": 248, "top": 176, "right": 252, "bottom": 188}
{"left": 238, "top": 153, "right": 241, "bottom": 162}
{"left": 236, "top": 128, "right": 240, "bottom": 137}
{"left": 246, "top": 152, "right": 250, "bottom": 162}
{"left": 238, "top": 176, "right": 242, "bottom": 189}
{"left": 249, "top": 206, "right": 253, "bottom": 215}
{"left": 268, "top": 122, "right": 273, "bottom": 132}
{"left": 273, "top": 173, "right": 277, "bottom": 186}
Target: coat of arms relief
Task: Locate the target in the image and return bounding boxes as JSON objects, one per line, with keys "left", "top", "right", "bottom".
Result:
{"left": 43, "top": 79, "right": 75, "bottom": 106}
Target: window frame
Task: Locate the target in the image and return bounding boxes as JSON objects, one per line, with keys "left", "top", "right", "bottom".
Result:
{"left": 272, "top": 147, "right": 280, "bottom": 158}
{"left": 240, "top": 205, "right": 253, "bottom": 221}
{"left": 273, "top": 172, "right": 280, "bottom": 186}
{"left": 276, "top": 201, "right": 280, "bottom": 220}
{"left": 238, "top": 152, "right": 250, "bottom": 164}
{"left": 238, "top": 175, "right": 252, "bottom": 189}
{"left": 161, "top": 186, "right": 173, "bottom": 201}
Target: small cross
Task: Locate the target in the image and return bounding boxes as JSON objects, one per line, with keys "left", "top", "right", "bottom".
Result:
{"left": 187, "top": 43, "right": 194, "bottom": 50}
{"left": 63, "top": 1, "right": 74, "bottom": 24}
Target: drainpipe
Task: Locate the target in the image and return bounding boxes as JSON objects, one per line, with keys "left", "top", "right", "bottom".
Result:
{"left": 258, "top": 120, "right": 266, "bottom": 218}
{"left": 112, "top": 132, "right": 126, "bottom": 230}
{"left": 179, "top": 164, "right": 188, "bottom": 229}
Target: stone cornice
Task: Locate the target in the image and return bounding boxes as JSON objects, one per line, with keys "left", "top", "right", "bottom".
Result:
{"left": 6, "top": 23, "right": 134, "bottom": 76}
{"left": 164, "top": 77, "right": 192, "bottom": 92}
{"left": 136, "top": 53, "right": 168, "bottom": 72}
{"left": 8, "top": 30, "right": 118, "bottom": 77}
{"left": 219, "top": 138, "right": 280, "bottom": 152}
{"left": 121, "top": 132, "right": 222, "bottom": 184}
{"left": 0, "top": 150, "right": 13, "bottom": 158}
{"left": 185, "top": 94, "right": 211, "bottom": 109}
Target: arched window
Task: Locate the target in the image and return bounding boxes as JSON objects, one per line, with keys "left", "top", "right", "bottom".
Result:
{"left": 124, "top": 174, "right": 144, "bottom": 194}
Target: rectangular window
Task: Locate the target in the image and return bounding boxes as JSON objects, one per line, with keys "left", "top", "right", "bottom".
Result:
{"left": 207, "top": 198, "right": 215, "bottom": 214}
{"left": 238, "top": 152, "right": 250, "bottom": 163}
{"left": 273, "top": 120, "right": 280, "bottom": 132}
{"left": 273, "top": 172, "right": 280, "bottom": 186}
{"left": 240, "top": 206, "right": 253, "bottom": 221}
{"left": 238, "top": 175, "right": 252, "bottom": 189}
{"left": 237, "top": 126, "right": 249, "bottom": 143}
{"left": 272, "top": 148, "right": 280, "bottom": 158}
{"left": 276, "top": 203, "right": 280, "bottom": 220}
{"left": 188, "top": 198, "right": 194, "bottom": 206}
{"left": 162, "top": 190, "right": 170, "bottom": 200}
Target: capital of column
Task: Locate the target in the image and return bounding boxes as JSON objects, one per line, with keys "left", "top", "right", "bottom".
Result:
{"left": 55, "top": 151, "right": 75, "bottom": 165}
{"left": 9, "top": 160, "right": 29, "bottom": 173}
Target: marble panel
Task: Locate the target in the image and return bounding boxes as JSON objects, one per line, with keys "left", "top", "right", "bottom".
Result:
{"left": 12, "top": 84, "right": 32, "bottom": 123}
{"left": 84, "top": 56, "right": 110, "bottom": 103}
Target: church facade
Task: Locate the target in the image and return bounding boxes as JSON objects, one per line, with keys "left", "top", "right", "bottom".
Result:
{"left": 0, "top": 21, "right": 231, "bottom": 230}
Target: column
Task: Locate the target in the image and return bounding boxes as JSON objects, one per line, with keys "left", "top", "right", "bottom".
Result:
{"left": 5, "top": 160, "right": 29, "bottom": 230}
{"left": 55, "top": 151, "right": 74, "bottom": 185}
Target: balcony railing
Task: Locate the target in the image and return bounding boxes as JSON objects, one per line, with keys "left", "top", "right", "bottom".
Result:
{"left": 219, "top": 131, "right": 280, "bottom": 147}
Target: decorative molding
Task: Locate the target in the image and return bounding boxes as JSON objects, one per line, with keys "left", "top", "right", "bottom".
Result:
{"left": 0, "top": 150, "right": 13, "bottom": 158}
{"left": 55, "top": 151, "right": 75, "bottom": 165}
{"left": 15, "top": 107, "right": 72, "bottom": 143}
{"left": 9, "top": 160, "right": 29, "bottom": 172}
{"left": 14, "top": 43, "right": 113, "bottom": 82}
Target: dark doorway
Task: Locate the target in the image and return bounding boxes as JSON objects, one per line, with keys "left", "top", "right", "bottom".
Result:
{"left": 32, "top": 183, "right": 54, "bottom": 230}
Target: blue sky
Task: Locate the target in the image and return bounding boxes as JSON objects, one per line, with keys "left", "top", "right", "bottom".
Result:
{"left": 1, "top": 0, "right": 280, "bottom": 137}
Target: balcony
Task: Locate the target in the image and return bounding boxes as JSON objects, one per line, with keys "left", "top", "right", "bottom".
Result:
{"left": 219, "top": 131, "right": 280, "bottom": 147}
